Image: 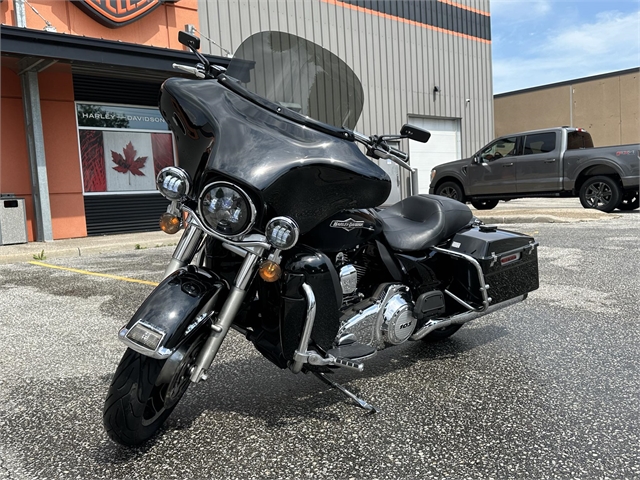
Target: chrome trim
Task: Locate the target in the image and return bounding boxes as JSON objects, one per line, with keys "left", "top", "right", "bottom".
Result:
{"left": 197, "top": 181, "right": 257, "bottom": 240}
{"left": 291, "top": 283, "right": 318, "bottom": 374}
{"left": 443, "top": 288, "right": 491, "bottom": 313}
{"left": 182, "top": 206, "right": 271, "bottom": 250}
{"left": 339, "top": 264, "right": 358, "bottom": 295}
{"left": 292, "top": 284, "right": 368, "bottom": 373}
{"left": 335, "top": 283, "right": 412, "bottom": 350}
{"left": 156, "top": 166, "right": 191, "bottom": 200}
{"left": 433, "top": 246, "right": 491, "bottom": 311}
{"left": 410, "top": 294, "right": 527, "bottom": 341}
{"left": 265, "top": 216, "right": 300, "bottom": 250}
{"left": 164, "top": 224, "right": 204, "bottom": 278}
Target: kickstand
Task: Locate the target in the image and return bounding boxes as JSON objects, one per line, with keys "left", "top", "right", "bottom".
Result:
{"left": 312, "top": 371, "right": 379, "bottom": 414}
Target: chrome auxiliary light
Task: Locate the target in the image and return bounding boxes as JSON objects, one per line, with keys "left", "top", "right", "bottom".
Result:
{"left": 265, "top": 216, "right": 299, "bottom": 250}
{"left": 157, "top": 167, "right": 191, "bottom": 201}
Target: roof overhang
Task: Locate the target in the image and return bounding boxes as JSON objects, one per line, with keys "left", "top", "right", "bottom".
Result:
{"left": 1, "top": 25, "right": 232, "bottom": 77}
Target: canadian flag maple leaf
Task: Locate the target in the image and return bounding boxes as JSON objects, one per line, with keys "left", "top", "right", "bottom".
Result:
{"left": 111, "top": 141, "right": 147, "bottom": 176}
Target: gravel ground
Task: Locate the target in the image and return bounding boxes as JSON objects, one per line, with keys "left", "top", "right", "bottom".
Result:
{"left": 0, "top": 210, "right": 638, "bottom": 479}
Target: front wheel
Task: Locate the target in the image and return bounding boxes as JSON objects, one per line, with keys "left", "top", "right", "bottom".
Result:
{"left": 470, "top": 199, "right": 499, "bottom": 210}
{"left": 103, "top": 332, "right": 207, "bottom": 446}
{"left": 579, "top": 176, "right": 622, "bottom": 213}
{"left": 435, "top": 181, "right": 465, "bottom": 203}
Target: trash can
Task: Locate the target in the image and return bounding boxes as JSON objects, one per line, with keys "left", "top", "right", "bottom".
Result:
{"left": 0, "top": 194, "right": 28, "bottom": 245}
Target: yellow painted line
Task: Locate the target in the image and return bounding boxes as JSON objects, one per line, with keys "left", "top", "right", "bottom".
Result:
{"left": 29, "top": 261, "right": 160, "bottom": 286}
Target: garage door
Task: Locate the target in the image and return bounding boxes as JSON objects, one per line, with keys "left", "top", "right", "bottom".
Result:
{"left": 407, "top": 117, "right": 461, "bottom": 194}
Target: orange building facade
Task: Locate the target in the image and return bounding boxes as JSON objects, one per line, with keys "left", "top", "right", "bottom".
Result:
{"left": 1, "top": 0, "right": 226, "bottom": 242}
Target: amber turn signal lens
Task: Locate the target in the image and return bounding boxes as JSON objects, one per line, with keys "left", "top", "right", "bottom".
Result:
{"left": 258, "top": 260, "right": 282, "bottom": 282}
{"left": 159, "top": 212, "right": 181, "bottom": 234}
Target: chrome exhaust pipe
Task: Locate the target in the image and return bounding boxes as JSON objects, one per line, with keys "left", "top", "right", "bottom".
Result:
{"left": 410, "top": 294, "right": 527, "bottom": 341}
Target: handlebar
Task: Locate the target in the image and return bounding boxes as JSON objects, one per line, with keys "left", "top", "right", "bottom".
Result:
{"left": 172, "top": 63, "right": 205, "bottom": 79}
{"left": 352, "top": 130, "right": 415, "bottom": 173}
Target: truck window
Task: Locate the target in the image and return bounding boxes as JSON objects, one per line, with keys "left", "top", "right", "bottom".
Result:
{"left": 523, "top": 132, "right": 556, "bottom": 155}
{"left": 567, "top": 131, "right": 594, "bottom": 150}
{"left": 480, "top": 136, "right": 518, "bottom": 161}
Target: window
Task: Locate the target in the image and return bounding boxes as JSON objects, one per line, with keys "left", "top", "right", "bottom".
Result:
{"left": 567, "top": 131, "right": 594, "bottom": 150}
{"left": 480, "top": 136, "right": 517, "bottom": 161}
{"left": 76, "top": 103, "right": 176, "bottom": 194}
{"left": 523, "top": 132, "right": 556, "bottom": 155}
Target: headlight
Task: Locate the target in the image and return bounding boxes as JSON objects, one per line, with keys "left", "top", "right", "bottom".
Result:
{"left": 430, "top": 169, "right": 436, "bottom": 183}
{"left": 157, "top": 167, "right": 191, "bottom": 200}
{"left": 265, "top": 216, "right": 299, "bottom": 250}
{"left": 199, "top": 182, "right": 256, "bottom": 238}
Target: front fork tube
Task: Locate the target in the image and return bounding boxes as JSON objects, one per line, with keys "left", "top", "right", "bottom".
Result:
{"left": 189, "top": 251, "right": 262, "bottom": 383}
{"left": 164, "top": 224, "right": 204, "bottom": 279}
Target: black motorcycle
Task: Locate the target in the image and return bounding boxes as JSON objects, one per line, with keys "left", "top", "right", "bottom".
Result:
{"left": 103, "top": 31, "right": 539, "bottom": 446}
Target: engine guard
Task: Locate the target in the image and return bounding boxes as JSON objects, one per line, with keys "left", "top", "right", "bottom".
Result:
{"left": 118, "top": 265, "right": 228, "bottom": 359}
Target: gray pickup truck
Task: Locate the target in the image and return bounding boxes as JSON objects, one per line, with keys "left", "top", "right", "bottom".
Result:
{"left": 429, "top": 127, "right": 639, "bottom": 212}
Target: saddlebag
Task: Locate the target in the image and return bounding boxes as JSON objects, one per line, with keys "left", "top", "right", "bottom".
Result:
{"left": 447, "top": 225, "right": 539, "bottom": 306}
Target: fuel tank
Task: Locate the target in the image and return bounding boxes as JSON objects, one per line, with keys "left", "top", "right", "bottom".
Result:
{"left": 300, "top": 209, "right": 383, "bottom": 252}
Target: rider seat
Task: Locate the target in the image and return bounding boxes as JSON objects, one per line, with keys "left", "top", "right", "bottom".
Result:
{"left": 377, "top": 195, "right": 473, "bottom": 252}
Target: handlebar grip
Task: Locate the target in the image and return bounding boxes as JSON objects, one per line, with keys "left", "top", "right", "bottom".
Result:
{"left": 389, "top": 146, "right": 408, "bottom": 161}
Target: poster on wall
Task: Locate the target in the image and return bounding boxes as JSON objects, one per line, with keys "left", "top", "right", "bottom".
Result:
{"left": 77, "top": 103, "right": 175, "bottom": 194}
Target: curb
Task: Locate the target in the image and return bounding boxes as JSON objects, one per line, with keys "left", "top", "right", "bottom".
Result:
{"left": 474, "top": 214, "right": 618, "bottom": 224}
{"left": 0, "top": 232, "right": 177, "bottom": 265}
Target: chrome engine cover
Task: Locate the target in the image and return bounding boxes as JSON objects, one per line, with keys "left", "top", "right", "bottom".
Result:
{"left": 336, "top": 283, "right": 417, "bottom": 350}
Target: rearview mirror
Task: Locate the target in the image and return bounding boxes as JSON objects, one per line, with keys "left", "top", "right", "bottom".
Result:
{"left": 472, "top": 155, "right": 481, "bottom": 164}
{"left": 179, "top": 31, "right": 201, "bottom": 50}
{"left": 400, "top": 124, "right": 431, "bottom": 143}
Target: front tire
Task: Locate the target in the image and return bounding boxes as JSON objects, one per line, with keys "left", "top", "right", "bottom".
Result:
{"left": 103, "top": 332, "right": 206, "bottom": 446}
{"left": 579, "top": 176, "right": 622, "bottom": 213}
{"left": 435, "top": 181, "right": 465, "bottom": 203}
{"left": 470, "top": 199, "right": 499, "bottom": 210}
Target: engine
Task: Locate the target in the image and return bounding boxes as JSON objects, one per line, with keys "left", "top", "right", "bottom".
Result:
{"left": 335, "top": 283, "right": 418, "bottom": 350}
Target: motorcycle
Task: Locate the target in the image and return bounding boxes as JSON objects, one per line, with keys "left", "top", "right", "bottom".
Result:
{"left": 103, "top": 31, "right": 540, "bottom": 446}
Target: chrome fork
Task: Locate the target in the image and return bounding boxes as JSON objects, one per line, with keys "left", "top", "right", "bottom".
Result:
{"left": 164, "top": 224, "right": 204, "bottom": 278}
{"left": 189, "top": 249, "right": 262, "bottom": 382}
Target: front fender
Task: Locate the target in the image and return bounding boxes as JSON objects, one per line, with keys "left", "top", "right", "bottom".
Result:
{"left": 118, "top": 266, "right": 228, "bottom": 359}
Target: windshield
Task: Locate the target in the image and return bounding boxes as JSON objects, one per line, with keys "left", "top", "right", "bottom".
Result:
{"left": 225, "top": 31, "right": 364, "bottom": 130}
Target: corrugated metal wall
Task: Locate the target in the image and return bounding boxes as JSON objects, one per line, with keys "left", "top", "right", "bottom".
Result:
{"left": 198, "top": 0, "right": 493, "bottom": 161}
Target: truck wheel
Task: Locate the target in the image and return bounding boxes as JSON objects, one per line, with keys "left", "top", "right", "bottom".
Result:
{"left": 470, "top": 199, "right": 499, "bottom": 210}
{"left": 579, "top": 176, "right": 622, "bottom": 213}
{"left": 617, "top": 190, "right": 639, "bottom": 211}
{"left": 435, "top": 181, "right": 465, "bottom": 203}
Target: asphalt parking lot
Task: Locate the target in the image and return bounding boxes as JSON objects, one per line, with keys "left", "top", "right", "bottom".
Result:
{"left": 0, "top": 204, "right": 638, "bottom": 479}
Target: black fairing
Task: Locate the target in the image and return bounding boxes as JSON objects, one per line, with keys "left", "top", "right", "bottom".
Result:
{"left": 124, "top": 266, "right": 227, "bottom": 351}
{"left": 159, "top": 77, "right": 391, "bottom": 233}
{"left": 301, "top": 209, "right": 383, "bottom": 252}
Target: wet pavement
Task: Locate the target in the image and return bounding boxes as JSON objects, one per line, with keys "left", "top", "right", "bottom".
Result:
{"left": 0, "top": 203, "right": 638, "bottom": 479}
